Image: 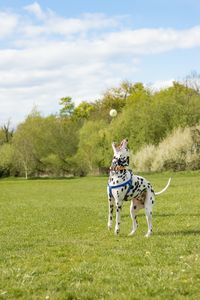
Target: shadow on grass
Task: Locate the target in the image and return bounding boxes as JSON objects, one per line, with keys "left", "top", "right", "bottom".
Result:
{"left": 28, "top": 176, "right": 76, "bottom": 180}
{"left": 0, "top": 176, "right": 77, "bottom": 181}
{"left": 154, "top": 212, "right": 200, "bottom": 217}
{"left": 156, "top": 230, "right": 200, "bottom": 236}
{"left": 122, "top": 212, "right": 200, "bottom": 219}
{"left": 123, "top": 212, "right": 200, "bottom": 218}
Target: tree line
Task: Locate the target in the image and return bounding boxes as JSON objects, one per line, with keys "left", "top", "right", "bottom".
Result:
{"left": 0, "top": 79, "right": 200, "bottom": 178}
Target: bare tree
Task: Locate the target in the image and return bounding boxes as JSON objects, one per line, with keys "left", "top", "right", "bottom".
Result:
{"left": 0, "top": 120, "right": 14, "bottom": 144}
{"left": 185, "top": 71, "right": 200, "bottom": 93}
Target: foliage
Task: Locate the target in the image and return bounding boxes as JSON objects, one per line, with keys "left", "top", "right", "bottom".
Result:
{"left": 40, "top": 154, "right": 64, "bottom": 176}
{"left": 107, "top": 83, "right": 152, "bottom": 151}
{"left": 88, "top": 81, "right": 133, "bottom": 122}
{"left": 0, "top": 144, "right": 14, "bottom": 176}
{"left": 77, "top": 120, "right": 110, "bottom": 173}
{"left": 1, "top": 79, "right": 200, "bottom": 177}
{"left": 73, "top": 101, "right": 95, "bottom": 120}
{"left": 12, "top": 111, "right": 80, "bottom": 178}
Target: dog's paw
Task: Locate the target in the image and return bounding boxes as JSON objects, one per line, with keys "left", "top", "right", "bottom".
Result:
{"left": 128, "top": 230, "right": 137, "bottom": 236}
{"left": 145, "top": 232, "right": 152, "bottom": 238}
{"left": 107, "top": 223, "right": 112, "bottom": 230}
{"left": 115, "top": 229, "right": 120, "bottom": 235}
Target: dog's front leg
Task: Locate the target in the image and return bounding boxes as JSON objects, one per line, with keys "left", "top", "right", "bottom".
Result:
{"left": 129, "top": 200, "right": 138, "bottom": 236}
{"left": 115, "top": 201, "right": 122, "bottom": 235}
{"left": 107, "top": 197, "right": 114, "bottom": 230}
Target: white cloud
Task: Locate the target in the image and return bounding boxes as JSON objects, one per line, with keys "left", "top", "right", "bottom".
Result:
{"left": 46, "top": 13, "right": 121, "bottom": 36}
{"left": 24, "top": 2, "right": 46, "bottom": 20}
{"left": 23, "top": 2, "right": 120, "bottom": 37}
{"left": 148, "top": 79, "right": 174, "bottom": 91}
{"left": 0, "top": 3, "right": 200, "bottom": 125}
{"left": 0, "top": 12, "right": 18, "bottom": 38}
{"left": 103, "top": 26, "right": 200, "bottom": 55}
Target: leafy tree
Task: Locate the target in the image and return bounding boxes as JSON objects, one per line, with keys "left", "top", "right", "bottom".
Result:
{"left": 149, "top": 82, "right": 200, "bottom": 143}
{"left": 88, "top": 81, "right": 136, "bottom": 122}
{"left": 12, "top": 113, "right": 43, "bottom": 178}
{"left": 12, "top": 110, "right": 56, "bottom": 178}
{"left": 77, "top": 120, "right": 110, "bottom": 173}
{"left": 73, "top": 101, "right": 94, "bottom": 120}
{"left": 13, "top": 110, "right": 80, "bottom": 177}
{"left": 0, "top": 144, "right": 14, "bottom": 176}
{"left": 41, "top": 154, "right": 64, "bottom": 176}
{"left": 106, "top": 84, "right": 152, "bottom": 152}
{"left": 59, "top": 97, "right": 75, "bottom": 117}
{"left": 45, "top": 116, "right": 79, "bottom": 174}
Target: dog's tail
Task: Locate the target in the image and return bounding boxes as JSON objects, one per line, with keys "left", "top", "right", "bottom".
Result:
{"left": 155, "top": 178, "right": 171, "bottom": 196}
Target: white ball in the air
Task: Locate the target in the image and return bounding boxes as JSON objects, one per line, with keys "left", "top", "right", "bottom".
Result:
{"left": 109, "top": 109, "right": 117, "bottom": 117}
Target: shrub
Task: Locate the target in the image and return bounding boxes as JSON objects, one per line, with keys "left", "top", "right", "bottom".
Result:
{"left": 132, "top": 124, "right": 200, "bottom": 172}
{"left": 131, "top": 145, "right": 156, "bottom": 172}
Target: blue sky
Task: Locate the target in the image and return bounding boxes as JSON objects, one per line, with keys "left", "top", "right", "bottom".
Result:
{"left": 0, "top": 0, "right": 200, "bottom": 125}
{"left": 2, "top": 0, "right": 200, "bottom": 28}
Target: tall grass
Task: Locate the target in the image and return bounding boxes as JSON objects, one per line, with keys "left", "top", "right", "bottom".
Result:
{"left": 132, "top": 124, "right": 200, "bottom": 172}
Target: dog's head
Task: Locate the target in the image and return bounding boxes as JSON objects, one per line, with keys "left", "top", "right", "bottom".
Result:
{"left": 111, "top": 138, "right": 129, "bottom": 168}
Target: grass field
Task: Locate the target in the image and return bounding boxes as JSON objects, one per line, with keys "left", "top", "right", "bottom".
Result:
{"left": 0, "top": 172, "right": 200, "bottom": 300}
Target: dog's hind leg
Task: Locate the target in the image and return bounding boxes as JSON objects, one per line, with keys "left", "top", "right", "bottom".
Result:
{"left": 128, "top": 200, "right": 138, "bottom": 236}
{"left": 144, "top": 191, "right": 154, "bottom": 237}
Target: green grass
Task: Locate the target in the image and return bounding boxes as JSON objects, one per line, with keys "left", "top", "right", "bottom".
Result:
{"left": 0, "top": 172, "right": 200, "bottom": 300}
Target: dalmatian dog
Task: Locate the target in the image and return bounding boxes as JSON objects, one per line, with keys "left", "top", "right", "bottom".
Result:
{"left": 107, "top": 139, "right": 171, "bottom": 237}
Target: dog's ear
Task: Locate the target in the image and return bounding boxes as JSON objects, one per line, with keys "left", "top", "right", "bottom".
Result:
{"left": 120, "top": 138, "right": 128, "bottom": 148}
{"left": 112, "top": 142, "right": 117, "bottom": 153}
